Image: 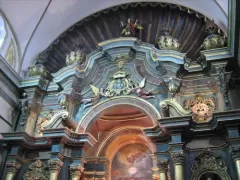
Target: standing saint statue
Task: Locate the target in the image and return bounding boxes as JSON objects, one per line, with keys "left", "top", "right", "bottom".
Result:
{"left": 120, "top": 18, "right": 143, "bottom": 36}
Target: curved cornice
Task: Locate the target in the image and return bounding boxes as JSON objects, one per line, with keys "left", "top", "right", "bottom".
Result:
{"left": 51, "top": 38, "right": 185, "bottom": 87}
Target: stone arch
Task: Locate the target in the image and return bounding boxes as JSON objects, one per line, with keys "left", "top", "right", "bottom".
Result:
{"left": 76, "top": 96, "right": 161, "bottom": 133}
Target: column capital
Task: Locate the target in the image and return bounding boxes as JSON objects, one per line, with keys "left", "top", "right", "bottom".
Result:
{"left": 5, "top": 160, "right": 21, "bottom": 174}
{"left": 48, "top": 160, "right": 64, "bottom": 173}
{"left": 230, "top": 145, "right": 240, "bottom": 161}
{"left": 157, "top": 159, "right": 168, "bottom": 173}
{"left": 70, "top": 165, "right": 84, "bottom": 179}
{"left": 171, "top": 150, "right": 185, "bottom": 165}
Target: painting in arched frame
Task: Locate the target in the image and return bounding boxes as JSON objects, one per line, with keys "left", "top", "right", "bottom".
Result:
{"left": 111, "top": 143, "right": 153, "bottom": 180}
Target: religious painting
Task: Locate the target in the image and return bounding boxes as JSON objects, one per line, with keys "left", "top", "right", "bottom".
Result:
{"left": 111, "top": 144, "right": 153, "bottom": 180}
{"left": 4, "top": 39, "right": 16, "bottom": 68}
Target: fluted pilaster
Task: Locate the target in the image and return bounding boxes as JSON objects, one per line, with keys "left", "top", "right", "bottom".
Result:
{"left": 157, "top": 160, "right": 168, "bottom": 180}
{"left": 70, "top": 165, "right": 84, "bottom": 180}
{"left": 48, "top": 160, "right": 64, "bottom": 180}
{"left": 171, "top": 151, "right": 184, "bottom": 180}
{"left": 5, "top": 161, "right": 21, "bottom": 180}
{"left": 230, "top": 146, "right": 240, "bottom": 180}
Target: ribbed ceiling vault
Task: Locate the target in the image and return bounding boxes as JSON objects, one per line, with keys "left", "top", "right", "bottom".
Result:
{"left": 39, "top": 2, "right": 217, "bottom": 73}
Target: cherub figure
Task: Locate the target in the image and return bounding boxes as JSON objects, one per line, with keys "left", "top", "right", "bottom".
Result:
{"left": 36, "top": 110, "right": 54, "bottom": 133}
{"left": 81, "top": 85, "right": 106, "bottom": 110}
{"left": 120, "top": 18, "right": 143, "bottom": 36}
{"left": 132, "top": 78, "right": 155, "bottom": 99}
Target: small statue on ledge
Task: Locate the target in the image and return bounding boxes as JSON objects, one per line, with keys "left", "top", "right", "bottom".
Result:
{"left": 120, "top": 18, "right": 143, "bottom": 37}
{"left": 132, "top": 78, "right": 155, "bottom": 99}
{"left": 81, "top": 85, "right": 106, "bottom": 110}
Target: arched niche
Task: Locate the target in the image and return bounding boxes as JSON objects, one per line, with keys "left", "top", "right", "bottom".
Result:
{"left": 191, "top": 149, "right": 231, "bottom": 180}
{"left": 76, "top": 96, "right": 161, "bottom": 133}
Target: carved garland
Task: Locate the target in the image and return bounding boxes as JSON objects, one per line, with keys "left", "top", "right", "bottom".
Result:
{"left": 184, "top": 95, "right": 216, "bottom": 123}
{"left": 191, "top": 149, "right": 231, "bottom": 180}
{"left": 24, "top": 160, "right": 49, "bottom": 180}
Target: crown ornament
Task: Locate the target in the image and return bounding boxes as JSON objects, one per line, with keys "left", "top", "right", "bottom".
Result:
{"left": 156, "top": 28, "right": 181, "bottom": 51}
{"left": 66, "top": 43, "right": 86, "bottom": 65}
{"left": 202, "top": 20, "right": 227, "bottom": 50}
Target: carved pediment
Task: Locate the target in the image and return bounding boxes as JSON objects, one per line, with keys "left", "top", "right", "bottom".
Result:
{"left": 191, "top": 149, "right": 231, "bottom": 180}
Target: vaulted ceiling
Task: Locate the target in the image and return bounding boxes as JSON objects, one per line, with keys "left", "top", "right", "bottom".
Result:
{"left": 0, "top": 0, "right": 228, "bottom": 73}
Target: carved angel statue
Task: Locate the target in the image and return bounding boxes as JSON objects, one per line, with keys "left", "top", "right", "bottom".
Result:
{"left": 120, "top": 18, "right": 143, "bottom": 36}
{"left": 81, "top": 85, "right": 106, "bottom": 109}
{"left": 132, "top": 78, "right": 155, "bottom": 99}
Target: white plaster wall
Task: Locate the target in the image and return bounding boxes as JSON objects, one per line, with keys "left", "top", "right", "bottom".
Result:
{"left": 0, "top": 0, "right": 229, "bottom": 73}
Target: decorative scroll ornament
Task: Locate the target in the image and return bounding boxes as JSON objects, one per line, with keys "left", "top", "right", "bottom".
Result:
{"left": 184, "top": 95, "right": 215, "bottom": 123}
{"left": 191, "top": 149, "right": 231, "bottom": 180}
{"left": 156, "top": 28, "right": 181, "bottom": 51}
{"left": 66, "top": 44, "right": 86, "bottom": 65}
{"left": 120, "top": 18, "right": 143, "bottom": 36}
{"left": 24, "top": 160, "right": 49, "bottom": 180}
{"left": 28, "top": 64, "right": 49, "bottom": 77}
{"left": 202, "top": 20, "right": 227, "bottom": 50}
{"left": 36, "top": 110, "right": 54, "bottom": 133}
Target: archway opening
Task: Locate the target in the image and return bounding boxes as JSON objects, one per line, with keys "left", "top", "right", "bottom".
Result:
{"left": 199, "top": 172, "right": 222, "bottom": 180}
{"left": 82, "top": 103, "right": 156, "bottom": 179}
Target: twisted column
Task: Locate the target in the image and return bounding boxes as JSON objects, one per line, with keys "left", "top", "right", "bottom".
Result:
{"left": 171, "top": 151, "right": 184, "bottom": 180}
{"left": 48, "top": 160, "right": 64, "bottom": 180}
{"left": 5, "top": 161, "right": 21, "bottom": 180}
{"left": 230, "top": 146, "right": 240, "bottom": 180}
{"left": 157, "top": 160, "right": 168, "bottom": 180}
{"left": 70, "top": 165, "right": 84, "bottom": 180}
